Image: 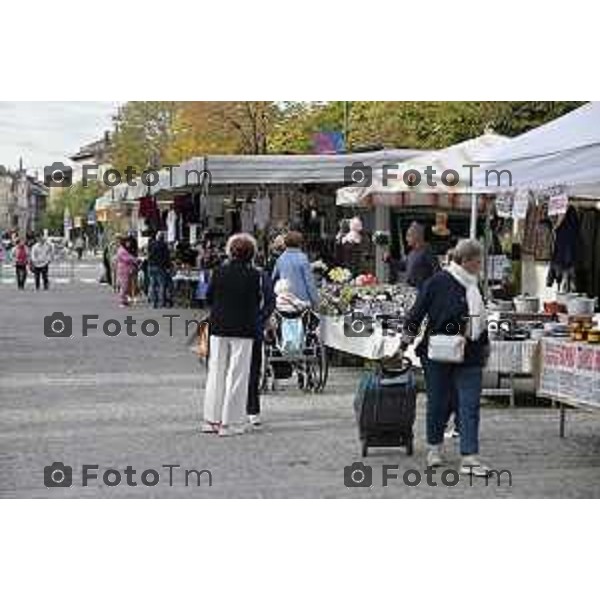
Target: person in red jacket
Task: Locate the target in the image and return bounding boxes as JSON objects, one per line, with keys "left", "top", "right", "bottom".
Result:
{"left": 14, "top": 239, "right": 29, "bottom": 290}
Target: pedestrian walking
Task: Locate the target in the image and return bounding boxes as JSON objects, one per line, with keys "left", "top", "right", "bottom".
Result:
{"left": 0, "top": 240, "right": 5, "bottom": 282}
{"left": 125, "top": 232, "right": 139, "bottom": 303}
{"left": 202, "top": 233, "right": 261, "bottom": 437}
{"left": 30, "top": 235, "right": 53, "bottom": 291}
{"left": 74, "top": 236, "right": 84, "bottom": 260}
{"left": 147, "top": 231, "right": 171, "bottom": 309}
{"left": 116, "top": 237, "right": 138, "bottom": 307}
{"left": 402, "top": 239, "right": 491, "bottom": 476}
{"left": 14, "top": 239, "right": 28, "bottom": 290}
{"left": 272, "top": 231, "right": 318, "bottom": 307}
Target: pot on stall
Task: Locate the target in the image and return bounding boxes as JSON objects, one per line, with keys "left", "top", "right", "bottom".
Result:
{"left": 567, "top": 296, "right": 596, "bottom": 316}
{"left": 514, "top": 295, "right": 540, "bottom": 314}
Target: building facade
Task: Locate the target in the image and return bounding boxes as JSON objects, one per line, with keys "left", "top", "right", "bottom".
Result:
{"left": 0, "top": 161, "right": 48, "bottom": 234}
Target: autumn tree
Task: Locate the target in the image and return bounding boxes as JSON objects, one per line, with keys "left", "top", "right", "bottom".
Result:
{"left": 111, "top": 101, "right": 179, "bottom": 173}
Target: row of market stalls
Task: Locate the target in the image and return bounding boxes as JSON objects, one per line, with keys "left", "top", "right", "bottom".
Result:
{"left": 331, "top": 102, "right": 600, "bottom": 428}
{"left": 95, "top": 149, "right": 426, "bottom": 277}
{"left": 95, "top": 103, "right": 600, "bottom": 425}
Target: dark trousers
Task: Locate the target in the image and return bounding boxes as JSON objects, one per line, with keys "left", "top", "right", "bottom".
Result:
{"left": 247, "top": 338, "right": 262, "bottom": 416}
{"left": 148, "top": 265, "right": 168, "bottom": 308}
{"left": 15, "top": 265, "right": 27, "bottom": 289}
{"left": 33, "top": 265, "right": 49, "bottom": 290}
{"left": 423, "top": 360, "right": 482, "bottom": 456}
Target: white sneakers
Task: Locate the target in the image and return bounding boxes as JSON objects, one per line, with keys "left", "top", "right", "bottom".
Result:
{"left": 201, "top": 416, "right": 263, "bottom": 437}
{"left": 248, "top": 414, "right": 262, "bottom": 429}
{"left": 217, "top": 424, "right": 248, "bottom": 437}
{"left": 426, "top": 445, "right": 445, "bottom": 468}
{"left": 426, "top": 445, "right": 491, "bottom": 478}
{"left": 460, "top": 455, "right": 491, "bottom": 477}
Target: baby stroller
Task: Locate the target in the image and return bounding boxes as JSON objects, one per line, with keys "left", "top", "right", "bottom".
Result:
{"left": 261, "top": 308, "right": 329, "bottom": 393}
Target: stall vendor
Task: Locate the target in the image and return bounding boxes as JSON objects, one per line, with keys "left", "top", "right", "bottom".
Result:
{"left": 403, "top": 221, "right": 439, "bottom": 291}
{"left": 335, "top": 216, "right": 372, "bottom": 275}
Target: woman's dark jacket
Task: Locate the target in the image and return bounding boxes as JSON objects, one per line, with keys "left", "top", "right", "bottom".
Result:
{"left": 207, "top": 260, "right": 261, "bottom": 339}
{"left": 405, "top": 270, "right": 489, "bottom": 367}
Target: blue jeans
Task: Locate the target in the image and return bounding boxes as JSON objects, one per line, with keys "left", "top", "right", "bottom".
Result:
{"left": 148, "top": 266, "right": 167, "bottom": 307}
{"left": 422, "top": 360, "right": 482, "bottom": 455}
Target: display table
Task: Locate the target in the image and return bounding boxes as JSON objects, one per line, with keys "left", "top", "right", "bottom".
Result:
{"left": 537, "top": 338, "right": 600, "bottom": 436}
{"left": 320, "top": 315, "right": 419, "bottom": 364}
{"left": 320, "top": 316, "right": 539, "bottom": 401}
{"left": 172, "top": 272, "right": 199, "bottom": 308}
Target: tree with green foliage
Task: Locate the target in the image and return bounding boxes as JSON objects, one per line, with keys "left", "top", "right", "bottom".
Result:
{"left": 41, "top": 181, "right": 104, "bottom": 235}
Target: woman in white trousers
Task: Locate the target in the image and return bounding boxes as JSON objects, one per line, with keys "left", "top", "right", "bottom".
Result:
{"left": 202, "top": 234, "right": 261, "bottom": 437}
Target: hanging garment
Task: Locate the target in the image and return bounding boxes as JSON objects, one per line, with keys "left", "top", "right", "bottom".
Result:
{"left": 166, "top": 209, "right": 177, "bottom": 243}
{"left": 254, "top": 194, "right": 271, "bottom": 230}
{"left": 534, "top": 206, "right": 553, "bottom": 261}
{"left": 522, "top": 202, "right": 538, "bottom": 256}
{"left": 575, "top": 208, "right": 600, "bottom": 298}
{"left": 547, "top": 205, "right": 580, "bottom": 288}
{"left": 240, "top": 202, "right": 255, "bottom": 233}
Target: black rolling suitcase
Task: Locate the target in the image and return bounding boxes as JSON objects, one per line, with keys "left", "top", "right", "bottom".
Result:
{"left": 353, "top": 357, "right": 416, "bottom": 457}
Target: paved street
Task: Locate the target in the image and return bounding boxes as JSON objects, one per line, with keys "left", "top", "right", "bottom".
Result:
{"left": 1, "top": 267, "right": 599, "bottom": 498}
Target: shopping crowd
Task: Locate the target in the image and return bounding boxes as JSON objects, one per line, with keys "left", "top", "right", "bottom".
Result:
{"left": 100, "top": 217, "right": 493, "bottom": 475}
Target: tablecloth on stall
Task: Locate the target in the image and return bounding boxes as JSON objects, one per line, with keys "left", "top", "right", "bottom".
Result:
{"left": 320, "top": 315, "right": 416, "bottom": 362}
{"left": 538, "top": 339, "right": 600, "bottom": 408}
{"left": 321, "top": 315, "right": 539, "bottom": 374}
{"left": 486, "top": 340, "right": 539, "bottom": 375}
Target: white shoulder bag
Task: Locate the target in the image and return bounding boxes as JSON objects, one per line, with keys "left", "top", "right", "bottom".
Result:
{"left": 427, "top": 334, "right": 466, "bottom": 363}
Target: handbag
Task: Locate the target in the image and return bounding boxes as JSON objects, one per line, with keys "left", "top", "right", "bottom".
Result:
{"left": 427, "top": 334, "right": 466, "bottom": 363}
{"left": 280, "top": 317, "right": 304, "bottom": 354}
{"left": 195, "top": 269, "right": 210, "bottom": 300}
{"left": 196, "top": 321, "right": 210, "bottom": 360}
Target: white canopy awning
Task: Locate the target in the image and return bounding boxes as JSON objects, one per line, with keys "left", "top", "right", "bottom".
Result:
{"left": 472, "top": 102, "right": 600, "bottom": 198}
{"left": 93, "top": 149, "right": 424, "bottom": 211}
{"left": 336, "top": 133, "right": 510, "bottom": 208}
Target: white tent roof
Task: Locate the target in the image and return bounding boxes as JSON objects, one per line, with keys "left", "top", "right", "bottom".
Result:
{"left": 472, "top": 102, "right": 600, "bottom": 197}
{"left": 336, "top": 133, "right": 510, "bottom": 207}
{"left": 93, "top": 149, "right": 423, "bottom": 210}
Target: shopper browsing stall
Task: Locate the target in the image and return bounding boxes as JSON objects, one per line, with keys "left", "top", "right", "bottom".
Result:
{"left": 202, "top": 233, "right": 262, "bottom": 437}
{"left": 272, "top": 231, "right": 318, "bottom": 307}
{"left": 402, "top": 239, "right": 491, "bottom": 476}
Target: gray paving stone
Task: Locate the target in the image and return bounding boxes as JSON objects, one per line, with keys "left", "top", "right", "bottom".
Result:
{"left": 1, "top": 276, "right": 599, "bottom": 498}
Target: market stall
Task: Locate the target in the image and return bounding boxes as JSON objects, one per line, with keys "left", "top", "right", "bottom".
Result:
{"left": 474, "top": 102, "right": 600, "bottom": 426}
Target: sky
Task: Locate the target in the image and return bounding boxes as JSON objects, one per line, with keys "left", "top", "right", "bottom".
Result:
{"left": 0, "top": 101, "right": 120, "bottom": 176}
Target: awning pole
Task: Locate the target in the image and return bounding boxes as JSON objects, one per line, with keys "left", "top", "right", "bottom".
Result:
{"left": 469, "top": 192, "right": 477, "bottom": 239}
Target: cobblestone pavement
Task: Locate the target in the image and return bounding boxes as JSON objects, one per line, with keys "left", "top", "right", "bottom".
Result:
{"left": 1, "top": 278, "right": 599, "bottom": 498}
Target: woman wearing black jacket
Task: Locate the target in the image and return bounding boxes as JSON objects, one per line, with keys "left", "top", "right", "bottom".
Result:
{"left": 202, "top": 234, "right": 261, "bottom": 437}
{"left": 403, "top": 239, "right": 491, "bottom": 476}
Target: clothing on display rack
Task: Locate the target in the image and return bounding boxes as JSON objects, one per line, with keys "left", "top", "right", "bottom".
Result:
{"left": 254, "top": 194, "right": 271, "bottom": 231}
{"left": 240, "top": 202, "right": 255, "bottom": 233}
{"left": 575, "top": 208, "right": 600, "bottom": 300}
{"left": 546, "top": 205, "right": 580, "bottom": 289}
{"left": 166, "top": 209, "right": 177, "bottom": 243}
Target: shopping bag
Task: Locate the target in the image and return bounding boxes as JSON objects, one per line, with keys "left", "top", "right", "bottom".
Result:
{"left": 196, "top": 321, "right": 210, "bottom": 360}
{"left": 280, "top": 317, "right": 304, "bottom": 354}
{"left": 194, "top": 270, "right": 210, "bottom": 300}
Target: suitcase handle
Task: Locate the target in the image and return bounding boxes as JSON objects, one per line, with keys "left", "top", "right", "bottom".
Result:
{"left": 379, "top": 356, "right": 412, "bottom": 376}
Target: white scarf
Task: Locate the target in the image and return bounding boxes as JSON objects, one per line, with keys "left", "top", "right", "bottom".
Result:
{"left": 446, "top": 261, "right": 486, "bottom": 341}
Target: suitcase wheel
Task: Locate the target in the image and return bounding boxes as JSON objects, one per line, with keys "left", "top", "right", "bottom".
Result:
{"left": 361, "top": 440, "right": 368, "bottom": 458}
